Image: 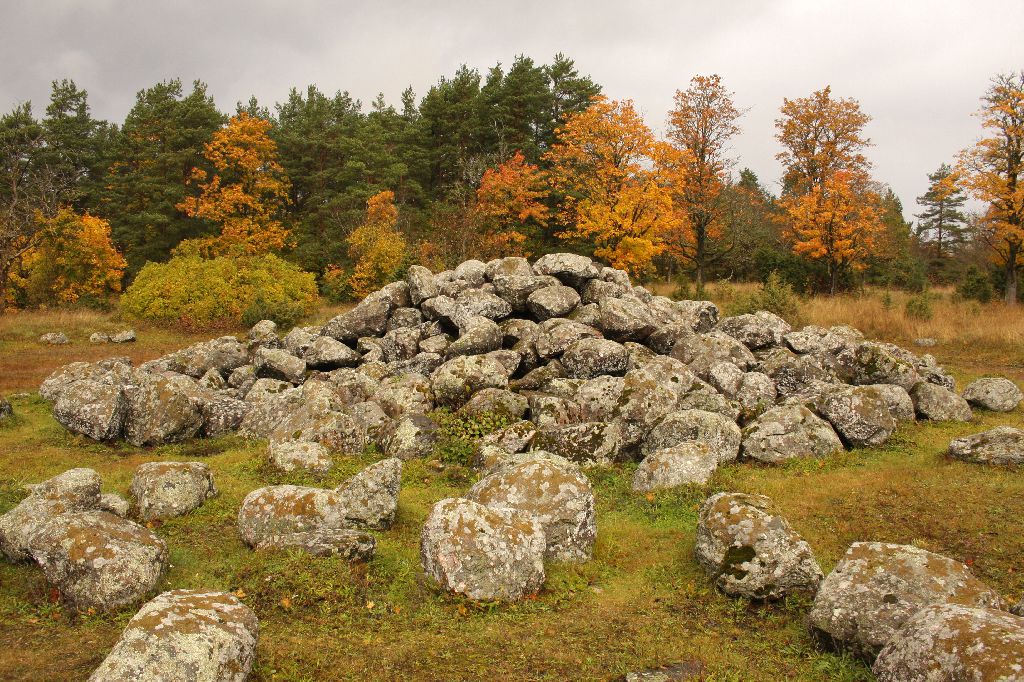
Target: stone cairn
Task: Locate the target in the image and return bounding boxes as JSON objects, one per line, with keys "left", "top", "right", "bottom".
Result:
{"left": 10, "top": 252, "right": 1024, "bottom": 680}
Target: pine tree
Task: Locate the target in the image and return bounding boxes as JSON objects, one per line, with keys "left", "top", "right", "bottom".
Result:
{"left": 39, "top": 79, "right": 111, "bottom": 212}
{"left": 915, "top": 163, "right": 968, "bottom": 264}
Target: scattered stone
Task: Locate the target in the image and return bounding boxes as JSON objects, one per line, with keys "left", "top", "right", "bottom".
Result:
{"left": 948, "top": 426, "right": 1024, "bottom": 465}
{"left": 807, "top": 542, "right": 1003, "bottom": 662}
{"left": 129, "top": 462, "right": 218, "bottom": 521}
{"left": 961, "top": 376, "right": 1023, "bottom": 412}
{"left": 695, "top": 492, "right": 823, "bottom": 600}
{"left": 913, "top": 337, "right": 937, "bottom": 347}
{"left": 632, "top": 442, "right": 718, "bottom": 492}
{"left": 40, "top": 332, "right": 70, "bottom": 345}
{"left": 467, "top": 456, "right": 596, "bottom": 562}
{"left": 420, "top": 497, "right": 546, "bottom": 601}
{"left": 90, "top": 332, "right": 110, "bottom": 344}
{"left": 29, "top": 511, "right": 168, "bottom": 612}
{"left": 909, "top": 382, "right": 973, "bottom": 422}
{"left": 87, "top": 589, "right": 258, "bottom": 682}
{"left": 256, "top": 527, "right": 376, "bottom": 560}
{"left": 0, "top": 396, "right": 13, "bottom": 423}
{"left": 625, "top": 662, "right": 705, "bottom": 682}
{"left": 110, "top": 329, "right": 136, "bottom": 344}
{"left": 0, "top": 468, "right": 102, "bottom": 561}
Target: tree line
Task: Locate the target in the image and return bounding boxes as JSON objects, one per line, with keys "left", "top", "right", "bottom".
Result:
{"left": 1, "top": 55, "right": 1022, "bottom": 319}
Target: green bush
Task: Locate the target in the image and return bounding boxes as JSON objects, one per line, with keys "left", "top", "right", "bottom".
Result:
{"left": 725, "top": 271, "right": 803, "bottom": 325}
{"left": 669, "top": 272, "right": 692, "bottom": 301}
{"left": 430, "top": 409, "right": 515, "bottom": 466}
{"left": 121, "top": 253, "right": 319, "bottom": 330}
{"left": 956, "top": 265, "right": 995, "bottom": 304}
{"left": 904, "top": 292, "right": 934, "bottom": 320}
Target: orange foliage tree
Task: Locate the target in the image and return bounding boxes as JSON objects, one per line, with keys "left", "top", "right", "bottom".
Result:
{"left": 958, "top": 71, "right": 1024, "bottom": 303}
{"left": 666, "top": 74, "right": 743, "bottom": 289}
{"left": 544, "top": 96, "right": 683, "bottom": 278}
{"left": 346, "top": 190, "right": 407, "bottom": 299}
{"left": 775, "top": 87, "right": 883, "bottom": 293}
{"left": 474, "top": 150, "right": 549, "bottom": 258}
{"left": 177, "top": 112, "right": 291, "bottom": 256}
{"left": 13, "top": 208, "right": 126, "bottom": 306}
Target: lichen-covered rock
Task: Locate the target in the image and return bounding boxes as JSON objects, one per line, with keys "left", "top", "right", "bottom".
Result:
{"left": 642, "top": 410, "right": 741, "bottom": 463}
{"left": 0, "top": 396, "right": 12, "bottom": 423}
{"left": 948, "top": 426, "right": 1024, "bottom": 466}
{"left": 253, "top": 347, "right": 307, "bottom": 383}
{"left": 695, "top": 492, "right": 822, "bottom": 600}
{"left": 910, "top": 382, "right": 973, "bottom": 422}
{"left": 846, "top": 341, "right": 921, "bottom": 390}
{"left": 758, "top": 348, "right": 832, "bottom": 400}
{"left": 420, "top": 497, "right": 546, "bottom": 601}
{"left": 87, "top": 589, "right": 258, "bottom": 682}
{"left": 431, "top": 354, "right": 509, "bottom": 407}
{"left": 455, "top": 288, "right": 511, "bottom": 320}
{"left": 598, "top": 296, "right": 656, "bottom": 341}
{"left": 98, "top": 493, "right": 130, "bottom": 518}
{"left": 460, "top": 388, "right": 529, "bottom": 419}
{"left": 576, "top": 375, "right": 624, "bottom": 421}
{"left": 741, "top": 405, "right": 844, "bottom": 464}
{"left": 807, "top": 542, "right": 1004, "bottom": 662}
{"left": 614, "top": 356, "right": 697, "bottom": 449}
{"left": 0, "top": 468, "right": 102, "bottom": 561}
{"left": 201, "top": 395, "right": 251, "bottom": 437}
{"left": 40, "top": 361, "right": 117, "bottom": 401}
{"left": 269, "top": 439, "right": 333, "bottom": 473}
{"left": 632, "top": 443, "right": 718, "bottom": 492}
{"left": 526, "top": 284, "right": 580, "bottom": 321}
{"left": 531, "top": 421, "right": 621, "bottom": 465}
{"left": 534, "top": 319, "right": 602, "bottom": 359}
{"left": 961, "top": 377, "right": 1023, "bottom": 412}
{"left": 493, "top": 274, "right": 557, "bottom": 312}
{"left": 675, "top": 300, "right": 720, "bottom": 333}
{"left": 382, "top": 414, "right": 439, "bottom": 460}
{"left": 379, "top": 326, "right": 422, "bottom": 363}
{"left": 90, "top": 332, "right": 110, "bottom": 344}
{"left": 869, "top": 383, "right": 916, "bottom": 422}
{"left": 123, "top": 373, "right": 204, "bottom": 447}
{"left": 625, "top": 662, "right": 705, "bottom": 682}
{"left": 332, "top": 458, "right": 402, "bottom": 530}
{"left": 40, "top": 331, "right": 69, "bottom": 345}
{"left": 717, "top": 311, "right": 791, "bottom": 350}
{"left": 561, "top": 338, "right": 628, "bottom": 379}
{"left": 532, "top": 252, "right": 600, "bottom": 285}
{"left": 373, "top": 373, "right": 433, "bottom": 418}
{"left": 257, "top": 527, "right": 377, "bottom": 560}
{"left": 164, "top": 336, "right": 248, "bottom": 379}
{"left": 53, "top": 379, "right": 127, "bottom": 441}
{"left": 872, "top": 603, "right": 1024, "bottom": 682}
{"left": 486, "top": 256, "right": 534, "bottom": 281}
{"left": 29, "top": 511, "right": 168, "bottom": 612}
{"left": 406, "top": 265, "right": 439, "bottom": 305}
{"left": 322, "top": 299, "right": 391, "bottom": 342}
{"left": 302, "top": 336, "right": 361, "bottom": 370}
{"left": 129, "top": 462, "right": 218, "bottom": 521}
{"left": 446, "top": 315, "right": 501, "bottom": 357}
{"left": 671, "top": 331, "right": 755, "bottom": 380}
{"left": 812, "top": 385, "right": 896, "bottom": 447}
{"left": 467, "top": 456, "right": 595, "bottom": 562}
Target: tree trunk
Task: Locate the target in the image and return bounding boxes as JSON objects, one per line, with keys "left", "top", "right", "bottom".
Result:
{"left": 829, "top": 262, "right": 839, "bottom": 296}
{"left": 1005, "top": 243, "right": 1019, "bottom": 305}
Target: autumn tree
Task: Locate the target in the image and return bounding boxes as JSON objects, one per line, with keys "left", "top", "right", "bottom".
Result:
{"left": 346, "top": 190, "right": 407, "bottom": 299}
{"left": 545, "top": 97, "right": 682, "bottom": 277}
{"left": 474, "top": 150, "right": 549, "bottom": 257}
{"left": 178, "top": 112, "right": 291, "bottom": 256}
{"left": 958, "top": 71, "right": 1024, "bottom": 304}
{"left": 775, "top": 87, "right": 884, "bottom": 293}
{"left": 665, "top": 75, "right": 743, "bottom": 290}
{"left": 915, "top": 163, "right": 969, "bottom": 267}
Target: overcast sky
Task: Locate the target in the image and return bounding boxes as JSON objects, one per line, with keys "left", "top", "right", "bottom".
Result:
{"left": 3, "top": 0, "right": 1023, "bottom": 219}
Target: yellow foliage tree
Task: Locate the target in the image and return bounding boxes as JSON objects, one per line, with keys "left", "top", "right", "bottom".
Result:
{"left": 347, "top": 190, "right": 407, "bottom": 299}
{"left": 177, "top": 112, "right": 291, "bottom": 256}
{"left": 958, "top": 71, "right": 1024, "bottom": 303}
{"left": 14, "top": 208, "right": 126, "bottom": 306}
{"left": 544, "top": 97, "right": 684, "bottom": 278}
{"left": 775, "top": 87, "right": 884, "bottom": 293}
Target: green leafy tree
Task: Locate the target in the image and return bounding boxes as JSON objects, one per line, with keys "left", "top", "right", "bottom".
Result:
{"left": 915, "top": 163, "right": 969, "bottom": 267}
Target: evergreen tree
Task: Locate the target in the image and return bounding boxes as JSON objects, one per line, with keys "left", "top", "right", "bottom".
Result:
{"left": 39, "top": 79, "right": 111, "bottom": 211}
{"left": 543, "top": 53, "right": 601, "bottom": 147}
{"left": 419, "top": 65, "right": 487, "bottom": 196}
{"left": 97, "top": 79, "right": 224, "bottom": 273}
{"left": 915, "top": 163, "right": 969, "bottom": 265}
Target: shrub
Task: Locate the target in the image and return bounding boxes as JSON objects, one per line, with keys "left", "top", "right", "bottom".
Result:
{"left": 725, "top": 271, "right": 803, "bottom": 325}
{"left": 956, "top": 265, "right": 995, "bottom": 304}
{"left": 880, "top": 291, "right": 894, "bottom": 310}
{"left": 319, "top": 265, "right": 352, "bottom": 304}
{"left": 669, "top": 273, "right": 692, "bottom": 301}
{"left": 904, "top": 292, "right": 934, "bottom": 321}
{"left": 121, "top": 253, "right": 318, "bottom": 330}
{"left": 430, "top": 409, "right": 515, "bottom": 466}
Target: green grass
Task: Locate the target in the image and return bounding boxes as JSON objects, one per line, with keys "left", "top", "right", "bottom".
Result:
{"left": 0, "top": 309, "right": 1022, "bottom": 680}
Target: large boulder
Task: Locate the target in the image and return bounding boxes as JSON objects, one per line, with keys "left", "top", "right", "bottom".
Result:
{"left": 303, "top": 336, "right": 361, "bottom": 370}
{"left": 909, "top": 382, "right": 973, "bottom": 422}
{"left": 129, "top": 462, "right": 218, "bottom": 521}
{"left": 123, "top": 373, "right": 204, "bottom": 447}
{"left": 420, "top": 497, "right": 546, "bottom": 601}
{"left": 446, "top": 315, "right": 501, "bottom": 357}
{"left": 527, "top": 285, "right": 580, "bottom": 321}
{"left": 807, "top": 542, "right": 1003, "bottom": 662}
{"left": 561, "top": 338, "right": 628, "bottom": 379}
{"left": 253, "top": 347, "right": 307, "bottom": 383}
{"left": 29, "top": 511, "right": 168, "bottom": 612}
{"left": 845, "top": 342, "right": 921, "bottom": 390}
{"left": 632, "top": 443, "right": 719, "bottom": 492}
{"left": 269, "top": 439, "right": 333, "bottom": 473}
{"left": 531, "top": 421, "right": 621, "bottom": 465}
{"left": 381, "top": 414, "right": 439, "bottom": 460}
{"left": 598, "top": 296, "right": 656, "bottom": 341}
{"left": 961, "top": 376, "right": 1023, "bottom": 412}
{"left": 872, "top": 603, "right": 1024, "bottom": 682}
{"left": 431, "top": 354, "right": 509, "bottom": 407}
{"left": 467, "top": 456, "right": 595, "bottom": 562}
{"left": 164, "top": 336, "right": 248, "bottom": 379}
{"left": 695, "top": 492, "right": 822, "bottom": 600}
{"left": 716, "top": 311, "right": 791, "bottom": 350}
{"left": 614, "top": 356, "right": 697, "bottom": 450}
{"left": 641, "top": 410, "right": 741, "bottom": 464}
{"left": 332, "top": 458, "right": 403, "bottom": 530}
{"left": 532, "top": 252, "right": 600, "bottom": 286}
{"left": 322, "top": 299, "right": 390, "bottom": 342}
{"left": 53, "top": 379, "right": 127, "bottom": 442}
{"left": 87, "top": 589, "right": 259, "bottom": 682}
{"left": 948, "top": 426, "right": 1024, "bottom": 466}
{"left": 406, "top": 265, "right": 439, "bottom": 305}
{"left": 741, "top": 405, "right": 844, "bottom": 464}
{"left": 534, "top": 319, "right": 602, "bottom": 359}
{"left": 671, "top": 331, "right": 755, "bottom": 380}
{"left": 0, "top": 468, "right": 102, "bottom": 561}
{"left": 257, "top": 527, "right": 377, "bottom": 560}
{"left": 812, "top": 385, "right": 895, "bottom": 447}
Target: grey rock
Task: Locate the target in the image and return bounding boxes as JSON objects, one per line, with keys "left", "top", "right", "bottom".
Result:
{"left": 492, "top": 274, "right": 558, "bottom": 312}
{"left": 257, "top": 527, "right": 376, "bottom": 559}
{"left": 813, "top": 385, "right": 896, "bottom": 447}
{"left": 379, "top": 327, "right": 422, "bottom": 363}
{"left": 164, "top": 336, "right": 248, "bottom": 379}
{"left": 632, "top": 443, "right": 719, "bottom": 492}
{"left": 0, "top": 468, "right": 102, "bottom": 561}
{"left": 39, "top": 331, "right": 70, "bottom": 345}
{"left": 671, "top": 331, "right": 755, "bottom": 380}
{"left": 200, "top": 395, "right": 251, "bottom": 437}
{"left": 846, "top": 341, "right": 921, "bottom": 390}
{"left": 642, "top": 409, "right": 741, "bottom": 463}
{"left": 87, "top": 589, "right": 258, "bottom": 682}
{"left": 124, "top": 373, "right": 204, "bottom": 447}
{"left": 382, "top": 414, "right": 439, "bottom": 460}
{"left": 129, "top": 461, "right": 218, "bottom": 520}
{"left": 53, "top": 379, "right": 127, "bottom": 441}
{"left": 741, "top": 405, "right": 844, "bottom": 464}
{"left": 695, "top": 492, "right": 822, "bottom": 600}
{"left": 562, "top": 338, "right": 628, "bottom": 379}
{"left": 431, "top": 355, "right": 509, "bottom": 407}
{"left": 407, "top": 265, "right": 439, "bottom": 305}
{"left": 460, "top": 388, "right": 529, "bottom": 419}
{"left": 373, "top": 373, "right": 434, "bottom": 418}
{"left": 615, "top": 356, "right": 697, "bottom": 450}
{"left": 456, "top": 288, "right": 512, "bottom": 320}
{"left": 269, "top": 439, "right": 333, "bottom": 473}
{"left": 98, "top": 493, "right": 130, "bottom": 518}
{"left": 420, "top": 497, "right": 546, "bottom": 601}
{"left": 962, "top": 377, "right": 1023, "bottom": 412}
{"left": 534, "top": 319, "right": 602, "bottom": 359}
{"left": 282, "top": 326, "right": 316, "bottom": 356}
{"left": 303, "top": 336, "right": 361, "bottom": 370}
{"left": 869, "top": 383, "right": 916, "bottom": 422}
{"left": 526, "top": 393, "right": 583, "bottom": 429}
{"left": 332, "top": 458, "right": 403, "bottom": 530}
{"left": 948, "top": 426, "right": 1024, "bottom": 465}
{"left": 576, "top": 375, "right": 624, "bottom": 421}
{"left": 247, "top": 319, "right": 279, "bottom": 349}
{"left": 532, "top": 252, "right": 600, "bottom": 285}
{"left": 446, "top": 315, "right": 501, "bottom": 357}
{"left": 90, "top": 332, "right": 110, "bottom": 344}
{"left": 253, "top": 347, "right": 307, "bottom": 383}
{"left": 387, "top": 306, "right": 424, "bottom": 331}
{"left": 598, "top": 296, "right": 656, "bottom": 341}
{"left": 485, "top": 256, "right": 534, "bottom": 280}
{"left": 717, "top": 311, "right": 792, "bottom": 350}
{"left": 807, "top": 541, "right": 1003, "bottom": 662}
{"left": 531, "top": 421, "right": 621, "bottom": 465}
{"left": 527, "top": 285, "right": 581, "bottom": 321}
{"left": 909, "top": 382, "right": 973, "bottom": 422}
{"left": 322, "top": 299, "right": 391, "bottom": 342}
{"left": 675, "top": 300, "right": 720, "bottom": 333}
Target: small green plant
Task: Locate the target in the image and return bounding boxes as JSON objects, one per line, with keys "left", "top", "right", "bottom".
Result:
{"left": 904, "top": 292, "right": 934, "bottom": 320}
{"left": 430, "top": 409, "right": 515, "bottom": 466}
{"left": 724, "top": 271, "right": 802, "bottom": 325}
{"left": 880, "top": 291, "right": 894, "bottom": 310}
{"left": 669, "top": 272, "right": 692, "bottom": 301}
{"left": 955, "top": 265, "right": 994, "bottom": 304}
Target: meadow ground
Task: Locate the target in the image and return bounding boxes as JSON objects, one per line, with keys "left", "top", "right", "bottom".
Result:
{"left": 0, "top": 291, "right": 1022, "bottom": 681}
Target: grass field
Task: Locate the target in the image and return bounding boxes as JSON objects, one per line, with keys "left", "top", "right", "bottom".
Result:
{"left": 0, "top": 296, "right": 1022, "bottom": 681}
